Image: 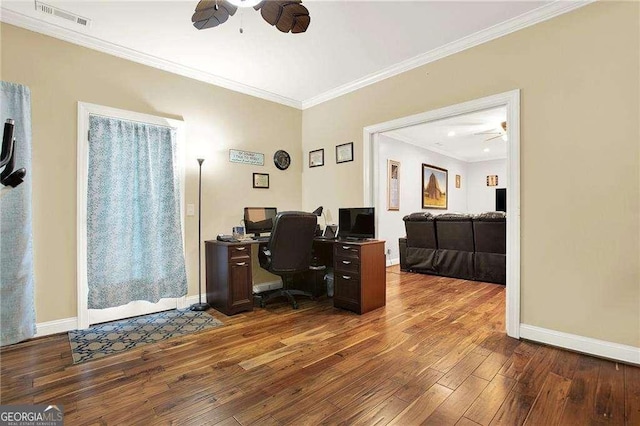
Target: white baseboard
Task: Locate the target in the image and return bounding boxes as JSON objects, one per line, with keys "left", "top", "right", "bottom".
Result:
{"left": 520, "top": 324, "right": 640, "bottom": 365}
{"left": 35, "top": 317, "right": 77, "bottom": 337}
{"left": 386, "top": 257, "right": 399, "bottom": 267}
{"left": 36, "top": 295, "right": 205, "bottom": 337}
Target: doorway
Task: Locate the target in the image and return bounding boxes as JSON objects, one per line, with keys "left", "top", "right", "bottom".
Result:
{"left": 76, "top": 102, "right": 188, "bottom": 329}
{"left": 362, "top": 90, "right": 521, "bottom": 338}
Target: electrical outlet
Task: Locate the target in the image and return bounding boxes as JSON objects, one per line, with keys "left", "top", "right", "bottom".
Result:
{"left": 186, "top": 204, "right": 195, "bottom": 216}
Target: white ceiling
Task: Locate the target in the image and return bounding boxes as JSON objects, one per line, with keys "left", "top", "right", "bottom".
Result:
{"left": 1, "top": 0, "right": 560, "bottom": 107}
{"left": 383, "top": 106, "right": 507, "bottom": 162}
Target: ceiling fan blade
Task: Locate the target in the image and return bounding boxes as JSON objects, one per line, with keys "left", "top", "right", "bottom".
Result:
{"left": 474, "top": 130, "right": 500, "bottom": 136}
{"left": 192, "top": 0, "right": 237, "bottom": 30}
{"left": 261, "top": 0, "right": 310, "bottom": 33}
{"left": 291, "top": 13, "right": 310, "bottom": 33}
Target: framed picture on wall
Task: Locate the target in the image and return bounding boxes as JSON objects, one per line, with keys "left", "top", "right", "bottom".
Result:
{"left": 336, "top": 142, "right": 354, "bottom": 163}
{"left": 422, "top": 164, "right": 448, "bottom": 209}
{"left": 387, "top": 160, "right": 400, "bottom": 211}
{"left": 253, "top": 173, "right": 269, "bottom": 189}
{"left": 455, "top": 174, "right": 461, "bottom": 189}
{"left": 486, "top": 175, "right": 499, "bottom": 186}
{"left": 309, "top": 149, "right": 324, "bottom": 167}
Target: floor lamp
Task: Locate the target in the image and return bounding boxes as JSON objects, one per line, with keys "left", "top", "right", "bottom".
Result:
{"left": 191, "top": 158, "right": 209, "bottom": 311}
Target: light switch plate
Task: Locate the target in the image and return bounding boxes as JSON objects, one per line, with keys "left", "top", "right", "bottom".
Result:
{"left": 186, "top": 204, "right": 195, "bottom": 216}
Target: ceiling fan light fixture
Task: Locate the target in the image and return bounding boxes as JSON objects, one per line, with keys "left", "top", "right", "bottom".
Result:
{"left": 228, "top": 0, "right": 262, "bottom": 8}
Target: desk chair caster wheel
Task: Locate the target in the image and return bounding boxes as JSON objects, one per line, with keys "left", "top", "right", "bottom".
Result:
{"left": 292, "top": 302, "right": 299, "bottom": 309}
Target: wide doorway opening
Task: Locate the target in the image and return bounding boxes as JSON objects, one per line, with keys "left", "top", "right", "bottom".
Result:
{"left": 363, "top": 90, "right": 520, "bottom": 338}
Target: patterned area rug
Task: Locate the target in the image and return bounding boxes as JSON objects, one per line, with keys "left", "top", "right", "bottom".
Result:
{"left": 68, "top": 310, "right": 223, "bottom": 364}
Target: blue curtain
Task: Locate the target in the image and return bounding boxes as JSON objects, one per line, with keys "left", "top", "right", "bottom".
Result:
{"left": 0, "top": 82, "right": 36, "bottom": 346}
{"left": 87, "top": 115, "right": 187, "bottom": 309}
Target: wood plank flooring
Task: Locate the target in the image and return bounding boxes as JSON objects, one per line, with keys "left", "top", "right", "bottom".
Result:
{"left": 1, "top": 266, "right": 638, "bottom": 425}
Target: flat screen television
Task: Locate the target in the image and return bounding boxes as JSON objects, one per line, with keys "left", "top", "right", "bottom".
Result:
{"left": 244, "top": 207, "right": 277, "bottom": 237}
{"left": 338, "top": 207, "right": 375, "bottom": 240}
{"left": 496, "top": 188, "right": 506, "bottom": 212}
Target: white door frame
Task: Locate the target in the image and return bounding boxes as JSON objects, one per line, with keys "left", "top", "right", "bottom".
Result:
{"left": 363, "top": 89, "right": 521, "bottom": 338}
{"left": 77, "top": 102, "right": 187, "bottom": 329}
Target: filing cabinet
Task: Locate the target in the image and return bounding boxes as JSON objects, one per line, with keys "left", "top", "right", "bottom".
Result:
{"left": 333, "top": 240, "right": 386, "bottom": 314}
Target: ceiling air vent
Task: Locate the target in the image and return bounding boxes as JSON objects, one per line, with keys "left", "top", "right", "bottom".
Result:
{"left": 35, "top": 1, "right": 91, "bottom": 28}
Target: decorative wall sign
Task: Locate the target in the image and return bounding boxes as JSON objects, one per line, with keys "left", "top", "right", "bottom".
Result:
{"left": 336, "top": 142, "right": 354, "bottom": 164}
{"left": 309, "top": 149, "right": 324, "bottom": 167}
{"left": 273, "top": 150, "right": 291, "bottom": 170}
{"left": 455, "top": 174, "right": 461, "bottom": 189}
{"left": 486, "top": 175, "right": 499, "bottom": 186}
{"left": 387, "top": 160, "right": 400, "bottom": 211}
{"left": 229, "top": 149, "right": 264, "bottom": 166}
{"left": 253, "top": 173, "right": 269, "bottom": 189}
{"left": 422, "top": 164, "right": 448, "bottom": 209}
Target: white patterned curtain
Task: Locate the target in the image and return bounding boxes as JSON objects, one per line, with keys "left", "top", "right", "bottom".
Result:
{"left": 87, "top": 115, "right": 187, "bottom": 309}
{"left": 0, "top": 82, "right": 36, "bottom": 346}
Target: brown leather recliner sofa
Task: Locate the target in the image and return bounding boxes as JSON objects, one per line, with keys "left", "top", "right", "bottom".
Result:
{"left": 399, "top": 211, "right": 506, "bottom": 284}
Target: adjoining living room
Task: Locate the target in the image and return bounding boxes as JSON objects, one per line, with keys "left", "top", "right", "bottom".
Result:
{"left": 376, "top": 105, "right": 508, "bottom": 277}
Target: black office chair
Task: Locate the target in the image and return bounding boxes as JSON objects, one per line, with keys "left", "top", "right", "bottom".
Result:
{"left": 257, "top": 211, "right": 317, "bottom": 309}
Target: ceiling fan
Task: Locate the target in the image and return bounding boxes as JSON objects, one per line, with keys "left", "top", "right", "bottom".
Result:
{"left": 475, "top": 121, "right": 507, "bottom": 141}
{"left": 192, "top": 0, "right": 310, "bottom": 34}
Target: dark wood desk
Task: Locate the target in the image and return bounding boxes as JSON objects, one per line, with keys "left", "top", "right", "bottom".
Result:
{"left": 205, "top": 238, "right": 386, "bottom": 316}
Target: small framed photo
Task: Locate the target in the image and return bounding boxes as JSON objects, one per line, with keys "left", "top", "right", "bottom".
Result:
{"left": 309, "top": 149, "right": 324, "bottom": 168}
{"left": 336, "top": 142, "right": 354, "bottom": 164}
{"left": 253, "top": 173, "right": 269, "bottom": 189}
{"left": 455, "top": 174, "right": 461, "bottom": 189}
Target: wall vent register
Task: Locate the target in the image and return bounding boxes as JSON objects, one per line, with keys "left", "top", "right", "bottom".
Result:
{"left": 35, "top": 1, "right": 91, "bottom": 27}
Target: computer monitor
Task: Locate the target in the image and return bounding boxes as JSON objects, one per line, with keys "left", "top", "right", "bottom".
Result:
{"left": 338, "top": 207, "right": 375, "bottom": 240}
{"left": 244, "top": 207, "right": 277, "bottom": 237}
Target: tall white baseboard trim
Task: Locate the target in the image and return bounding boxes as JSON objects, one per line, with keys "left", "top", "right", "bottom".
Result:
{"left": 520, "top": 324, "right": 640, "bottom": 365}
{"left": 35, "top": 317, "right": 77, "bottom": 337}
{"left": 36, "top": 294, "right": 206, "bottom": 337}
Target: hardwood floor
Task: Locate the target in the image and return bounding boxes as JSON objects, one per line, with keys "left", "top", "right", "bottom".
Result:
{"left": 1, "top": 266, "right": 638, "bottom": 425}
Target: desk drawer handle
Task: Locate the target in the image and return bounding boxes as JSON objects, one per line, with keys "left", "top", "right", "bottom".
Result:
{"left": 342, "top": 260, "right": 352, "bottom": 265}
{"left": 235, "top": 262, "right": 247, "bottom": 266}
{"left": 235, "top": 247, "right": 246, "bottom": 251}
{"left": 342, "top": 275, "right": 351, "bottom": 280}
{"left": 342, "top": 246, "right": 351, "bottom": 250}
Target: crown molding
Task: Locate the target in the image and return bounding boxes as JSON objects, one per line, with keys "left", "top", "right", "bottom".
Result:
{"left": 301, "top": 0, "right": 595, "bottom": 109}
{"left": 0, "top": 8, "right": 303, "bottom": 110}
{"left": 1, "top": 1, "right": 594, "bottom": 111}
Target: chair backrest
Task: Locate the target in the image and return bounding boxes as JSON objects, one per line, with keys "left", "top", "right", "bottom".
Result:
{"left": 403, "top": 212, "right": 436, "bottom": 248}
{"left": 267, "top": 211, "right": 317, "bottom": 274}
{"left": 434, "top": 213, "right": 475, "bottom": 251}
{"left": 473, "top": 212, "right": 506, "bottom": 254}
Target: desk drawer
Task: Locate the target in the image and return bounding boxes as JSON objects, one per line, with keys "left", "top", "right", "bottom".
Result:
{"left": 334, "top": 272, "right": 361, "bottom": 312}
{"left": 335, "top": 256, "right": 359, "bottom": 274}
{"left": 229, "top": 245, "right": 251, "bottom": 259}
{"left": 335, "top": 243, "right": 360, "bottom": 259}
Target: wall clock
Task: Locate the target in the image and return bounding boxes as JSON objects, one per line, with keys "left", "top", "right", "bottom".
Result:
{"left": 274, "top": 150, "right": 291, "bottom": 170}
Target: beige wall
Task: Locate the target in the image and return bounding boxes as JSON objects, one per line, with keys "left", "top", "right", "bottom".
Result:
{"left": 0, "top": 24, "right": 302, "bottom": 323}
{"left": 302, "top": 2, "right": 640, "bottom": 347}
